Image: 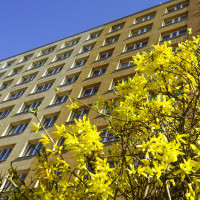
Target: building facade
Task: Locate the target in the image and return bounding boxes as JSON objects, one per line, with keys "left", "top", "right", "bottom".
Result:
{"left": 0, "top": 0, "right": 199, "bottom": 192}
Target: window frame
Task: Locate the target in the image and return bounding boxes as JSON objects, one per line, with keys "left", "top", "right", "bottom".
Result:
{"left": 125, "top": 40, "right": 148, "bottom": 52}
{"left": 10, "top": 67, "right": 22, "bottom": 76}
{"left": 163, "top": 14, "right": 188, "bottom": 26}
{"left": 112, "top": 77, "right": 132, "bottom": 89}
{"left": 119, "top": 60, "right": 134, "bottom": 69}
{"left": 40, "top": 47, "right": 55, "bottom": 56}
{"left": 81, "top": 85, "right": 99, "bottom": 97}
{"left": 99, "top": 129, "right": 118, "bottom": 143}
{"left": 90, "top": 67, "right": 107, "bottom": 77}
{"left": 31, "top": 60, "right": 46, "bottom": 69}
{"left": 166, "top": 2, "right": 189, "bottom": 14}
{"left": 21, "top": 55, "right": 32, "bottom": 62}
{"left": 21, "top": 100, "right": 42, "bottom": 113}
{"left": 0, "top": 108, "right": 12, "bottom": 119}
{"left": 104, "top": 36, "right": 119, "bottom": 46}
{"left": 110, "top": 23, "right": 124, "bottom": 33}
{"left": 5, "top": 60, "right": 15, "bottom": 68}
{"left": 130, "top": 25, "right": 152, "bottom": 37}
{"left": 135, "top": 13, "right": 155, "bottom": 24}
{"left": 8, "top": 90, "right": 25, "bottom": 100}
{"left": 57, "top": 137, "right": 66, "bottom": 149}
{"left": 81, "top": 44, "right": 95, "bottom": 53}
{"left": 88, "top": 32, "right": 101, "bottom": 40}
{"left": 73, "top": 58, "right": 87, "bottom": 68}
{"left": 53, "top": 94, "right": 68, "bottom": 105}
{"left": 2, "top": 173, "right": 27, "bottom": 192}
{"left": 20, "top": 74, "right": 36, "bottom": 84}
{"left": 34, "top": 82, "right": 53, "bottom": 93}
{"left": 63, "top": 74, "right": 79, "bottom": 85}
{"left": 161, "top": 28, "right": 187, "bottom": 41}
{"left": 0, "top": 73, "right": 5, "bottom": 79}
{"left": 62, "top": 39, "right": 79, "bottom": 49}
{"left": 0, "top": 147, "right": 13, "bottom": 161}
{"left": 42, "top": 115, "right": 58, "bottom": 128}
{"left": 98, "top": 51, "right": 113, "bottom": 61}
{"left": 0, "top": 81, "right": 12, "bottom": 90}
{"left": 45, "top": 66, "right": 63, "bottom": 76}
{"left": 70, "top": 108, "right": 90, "bottom": 121}
{"left": 55, "top": 51, "right": 72, "bottom": 61}
{"left": 22, "top": 142, "right": 42, "bottom": 157}
{"left": 5, "top": 122, "right": 29, "bottom": 136}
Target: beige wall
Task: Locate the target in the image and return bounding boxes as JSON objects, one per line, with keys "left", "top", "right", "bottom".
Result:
{"left": 0, "top": 0, "right": 199, "bottom": 190}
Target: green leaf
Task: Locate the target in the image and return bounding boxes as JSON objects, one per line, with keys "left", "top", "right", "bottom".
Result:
{"left": 55, "top": 85, "right": 60, "bottom": 92}
{"left": 94, "top": 101, "right": 99, "bottom": 109}
{"left": 113, "top": 88, "right": 117, "bottom": 95}
{"left": 128, "top": 139, "right": 132, "bottom": 146}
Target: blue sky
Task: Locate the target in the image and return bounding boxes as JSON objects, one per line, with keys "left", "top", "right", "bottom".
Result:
{"left": 0, "top": 0, "right": 169, "bottom": 60}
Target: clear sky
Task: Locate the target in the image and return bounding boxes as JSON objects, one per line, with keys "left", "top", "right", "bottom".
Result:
{"left": 0, "top": 0, "right": 170, "bottom": 60}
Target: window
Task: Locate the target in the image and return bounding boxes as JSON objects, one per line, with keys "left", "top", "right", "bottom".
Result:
{"left": 167, "top": 2, "right": 189, "bottom": 13}
{"left": 62, "top": 39, "right": 79, "bottom": 48}
{"left": 112, "top": 77, "right": 132, "bottom": 89}
{"left": 3, "top": 173, "right": 27, "bottom": 192}
{"left": 21, "top": 100, "right": 42, "bottom": 113}
{"left": 102, "top": 103, "right": 115, "bottom": 115}
{"left": 5, "top": 122, "right": 28, "bottom": 136}
{"left": 23, "top": 142, "right": 42, "bottom": 157}
{"left": 161, "top": 28, "right": 187, "bottom": 41}
{"left": 57, "top": 137, "right": 66, "bottom": 149}
{"left": 53, "top": 94, "right": 68, "bottom": 105}
{"left": 98, "top": 50, "right": 113, "bottom": 60}
{"left": 31, "top": 60, "right": 46, "bottom": 69}
{"left": 34, "top": 82, "right": 53, "bottom": 93}
{"left": 6, "top": 60, "right": 15, "bottom": 68}
{"left": 0, "top": 73, "right": 5, "bottom": 79}
{"left": 110, "top": 23, "right": 124, "bottom": 32}
{"left": 164, "top": 14, "right": 188, "bottom": 26}
{"left": 88, "top": 31, "right": 101, "bottom": 40}
{"left": 172, "top": 45, "right": 182, "bottom": 52}
{"left": 40, "top": 47, "right": 55, "bottom": 56}
{"left": 43, "top": 115, "right": 58, "bottom": 128}
{"left": 21, "top": 55, "right": 32, "bottom": 62}
{"left": 112, "top": 79, "right": 123, "bottom": 88}
{"left": 81, "top": 44, "right": 95, "bottom": 53}
{"left": 10, "top": 67, "right": 22, "bottom": 76}
{"left": 45, "top": 66, "right": 63, "bottom": 76}
{"left": 81, "top": 85, "right": 99, "bottom": 97}
{"left": 135, "top": 13, "right": 155, "bottom": 24}
{"left": 100, "top": 129, "right": 118, "bottom": 143}
{"left": 0, "top": 147, "right": 13, "bottom": 161}
{"left": 125, "top": 40, "right": 148, "bottom": 52}
{"left": 63, "top": 74, "right": 79, "bottom": 85}
{"left": 55, "top": 51, "right": 72, "bottom": 61}
{"left": 90, "top": 67, "right": 107, "bottom": 77}
{"left": 119, "top": 59, "right": 134, "bottom": 69}
{"left": 130, "top": 25, "right": 152, "bottom": 37}
{"left": 7, "top": 90, "right": 25, "bottom": 100}
{"left": 108, "top": 161, "right": 115, "bottom": 169}
{"left": 0, "top": 81, "right": 12, "bottom": 90}
{"left": 73, "top": 58, "right": 87, "bottom": 68}
{"left": 20, "top": 74, "right": 36, "bottom": 84}
{"left": 104, "top": 36, "right": 119, "bottom": 46}
{"left": 0, "top": 108, "right": 12, "bottom": 119}
{"left": 70, "top": 108, "right": 90, "bottom": 121}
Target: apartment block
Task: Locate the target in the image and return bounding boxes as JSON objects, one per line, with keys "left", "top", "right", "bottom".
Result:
{"left": 0, "top": 0, "right": 200, "bottom": 193}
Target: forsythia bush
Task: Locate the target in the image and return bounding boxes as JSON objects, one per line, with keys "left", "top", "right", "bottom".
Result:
{"left": 2, "top": 32, "right": 200, "bottom": 199}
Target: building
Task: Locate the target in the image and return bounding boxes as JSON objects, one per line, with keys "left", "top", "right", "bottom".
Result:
{"left": 0, "top": 0, "right": 199, "bottom": 193}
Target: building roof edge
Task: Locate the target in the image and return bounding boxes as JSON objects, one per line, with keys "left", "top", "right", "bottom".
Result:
{"left": 0, "top": 0, "right": 174, "bottom": 62}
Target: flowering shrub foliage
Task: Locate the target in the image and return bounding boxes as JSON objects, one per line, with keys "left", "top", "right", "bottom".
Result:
{"left": 2, "top": 32, "right": 200, "bottom": 200}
